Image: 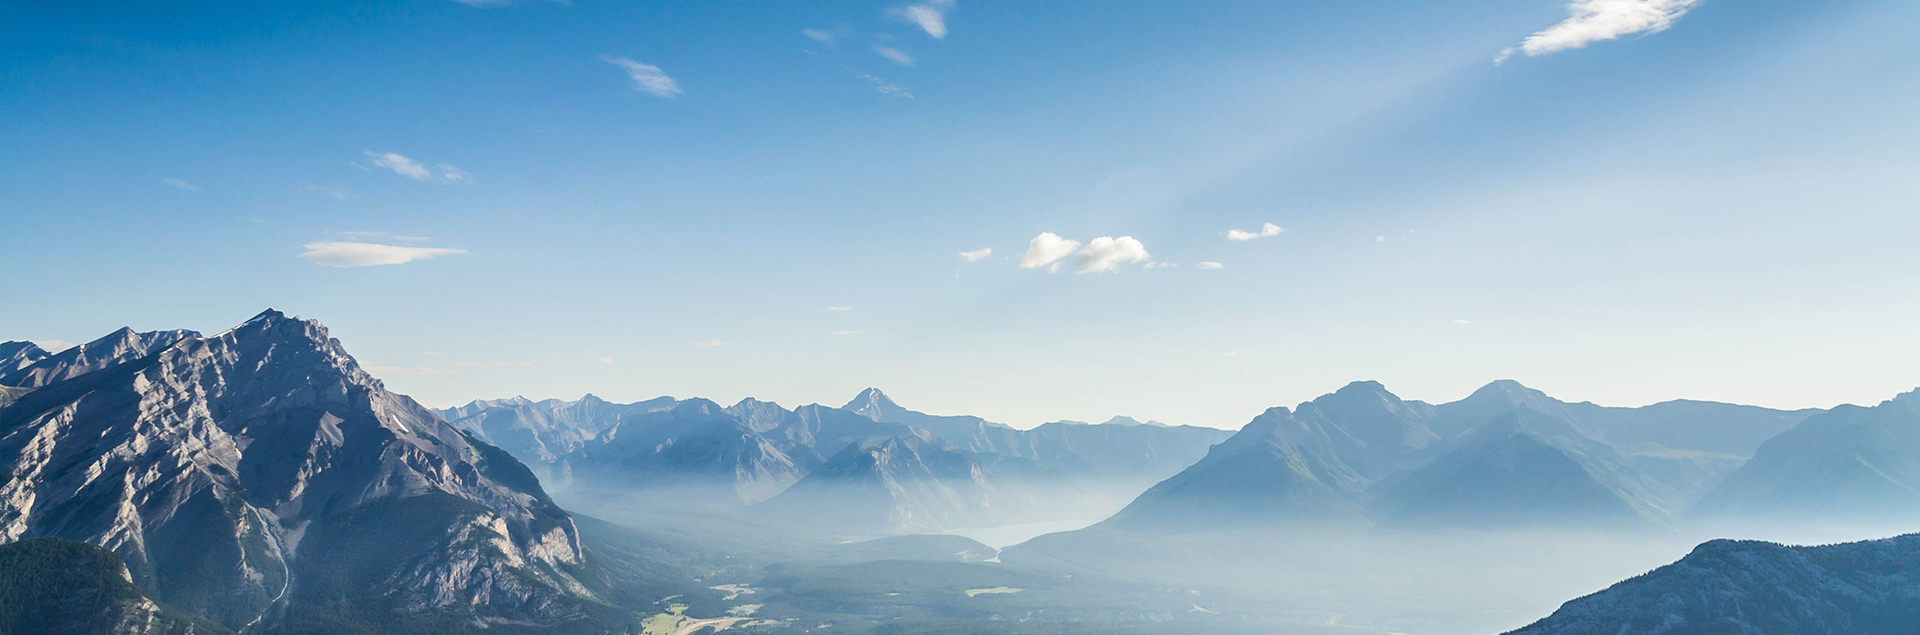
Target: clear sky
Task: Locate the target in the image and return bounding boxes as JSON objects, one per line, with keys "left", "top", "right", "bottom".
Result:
{"left": 4, "top": 0, "right": 1916, "bottom": 428}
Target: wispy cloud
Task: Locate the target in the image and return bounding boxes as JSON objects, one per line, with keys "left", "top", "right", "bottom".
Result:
{"left": 1497, "top": 0, "right": 1700, "bottom": 64}
{"left": 365, "top": 151, "right": 469, "bottom": 183}
{"left": 161, "top": 178, "right": 200, "bottom": 191}
{"left": 301, "top": 184, "right": 352, "bottom": 200}
{"left": 827, "top": 306, "right": 852, "bottom": 311}
{"left": 1225, "top": 348, "right": 1253, "bottom": 357}
{"left": 300, "top": 242, "right": 467, "bottom": 267}
{"left": 889, "top": 0, "right": 956, "bottom": 39}
{"left": 857, "top": 74, "right": 913, "bottom": 98}
{"left": 873, "top": 45, "right": 914, "bottom": 66}
{"left": 1194, "top": 261, "right": 1224, "bottom": 270}
{"left": 602, "top": 55, "right": 684, "bottom": 98}
{"left": 454, "top": 361, "right": 533, "bottom": 368}
{"left": 692, "top": 339, "right": 727, "bottom": 347}
{"left": 1227, "top": 222, "right": 1284, "bottom": 241}
{"left": 420, "top": 351, "right": 445, "bottom": 357}
{"left": 958, "top": 247, "right": 992, "bottom": 262}
{"left": 366, "top": 365, "right": 465, "bottom": 377}
{"left": 1075, "top": 236, "right": 1151, "bottom": 274}
{"left": 832, "top": 331, "right": 863, "bottom": 336}
{"left": 804, "top": 25, "right": 854, "bottom": 46}
{"left": 1453, "top": 319, "right": 1473, "bottom": 324}
{"left": 337, "top": 231, "right": 429, "bottom": 243}
{"left": 598, "top": 356, "right": 616, "bottom": 364}
{"left": 1020, "top": 232, "right": 1081, "bottom": 272}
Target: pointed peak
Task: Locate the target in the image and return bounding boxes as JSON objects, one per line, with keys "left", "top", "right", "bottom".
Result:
{"left": 241, "top": 308, "right": 287, "bottom": 326}
{"left": 844, "top": 387, "right": 902, "bottom": 414}
{"left": 1100, "top": 415, "right": 1148, "bottom": 426}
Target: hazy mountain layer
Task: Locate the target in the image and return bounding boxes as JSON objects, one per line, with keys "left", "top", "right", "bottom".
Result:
{"left": 1690, "top": 389, "right": 1920, "bottom": 523}
{"left": 1508, "top": 533, "right": 1920, "bottom": 634}
{"left": 756, "top": 435, "right": 1094, "bottom": 534}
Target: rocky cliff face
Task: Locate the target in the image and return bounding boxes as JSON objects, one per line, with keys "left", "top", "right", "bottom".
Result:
{"left": 0, "top": 310, "right": 597, "bottom": 632}
{"left": 1508, "top": 533, "right": 1920, "bottom": 635}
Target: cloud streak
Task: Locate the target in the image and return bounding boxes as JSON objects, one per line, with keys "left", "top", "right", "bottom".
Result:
{"left": 1195, "top": 261, "right": 1224, "bottom": 270}
{"left": 602, "top": 55, "right": 684, "bottom": 98}
{"left": 300, "top": 242, "right": 468, "bottom": 267}
{"left": 858, "top": 74, "right": 913, "bottom": 98}
{"left": 959, "top": 247, "right": 992, "bottom": 262}
{"left": 890, "top": 0, "right": 956, "bottom": 39}
{"left": 1498, "top": 0, "right": 1700, "bottom": 63}
{"left": 1227, "top": 222, "right": 1284, "bottom": 241}
{"left": 365, "top": 152, "right": 468, "bottom": 183}
{"left": 873, "top": 45, "right": 914, "bottom": 66}
{"left": 161, "top": 178, "right": 200, "bottom": 191}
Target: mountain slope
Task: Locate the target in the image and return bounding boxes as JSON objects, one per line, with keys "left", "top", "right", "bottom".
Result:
{"left": 1507, "top": 533, "right": 1920, "bottom": 635}
{"left": 1689, "top": 388, "right": 1920, "bottom": 523}
{"left": 0, "top": 310, "right": 618, "bottom": 632}
{"left": 441, "top": 394, "right": 676, "bottom": 467}
{"left": 1095, "top": 381, "right": 1438, "bottom": 531}
{"left": 556, "top": 398, "right": 810, "bottom": 505}
{"left": 1371, "top": 414, "right": 1664, "bottom": 528}
{"left": 844, "top": 388, "right": 1030, "bottom": 458}
{"left": 755, "top": 435, "right": 1084, "bottom": 534}
{"left": 0, "top": 537, "right": 233, "bottom": 635}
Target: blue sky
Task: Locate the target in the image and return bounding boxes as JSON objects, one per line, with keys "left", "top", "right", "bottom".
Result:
{"left": 4, "top": 0, "right": 1917, "bottom": 428}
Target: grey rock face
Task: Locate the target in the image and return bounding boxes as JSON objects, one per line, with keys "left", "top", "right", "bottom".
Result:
{"left": 0, "top": 328, "right": 196, "bottom": 388}
{"left": 1507, "top": 533, "right": 1920, "bottom": 635}
{"left": 0, "top": 310, "right": 591, "bottom": 631}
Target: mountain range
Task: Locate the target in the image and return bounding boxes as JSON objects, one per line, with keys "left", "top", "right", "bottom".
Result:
{"left": 439, "top": 386, "right": 1231, "bottom": 534}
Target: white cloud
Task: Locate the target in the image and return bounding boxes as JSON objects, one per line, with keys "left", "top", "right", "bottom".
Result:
{"left": 602, "top": 55, "right": 684, "bottom": 98}
{"left": 1194, "top": 261, "right": 1224, "bottom": 270}
{"left": 1143, "top": 261, "right": 1178, "bottom": 269}
{"left": 873, "top": 45, "right": 914, "bottom": 66}
{"left": 692, "top": 339, "right": 727, "bottom": 347}
{"left": 420, "top": 351, "right": 444, "bottom": 357}
{"left": 31, "top": 339, "right": 75, "bottom": 353}
{"left": 1226, "top": 222, "right": 1284, "bottom": 241}
{"left": 890, "top": 0, "right": 956, "bottom": 39}
{"left": 366, "top": 152, "right": 433, "bottom": 180}
{"left": 454, "top": 361, "right": 532, "bottom": 368}
{"left": 300, "top": 242, "right": 467, "bottom": 267}
{"left": 1074, "top": 236, "right": 1151, "bottom": 274}
{"left": 162, "top": 178, "right": 200, "bottom": 191}
{"left": 1497, "top": 0, "right": 1700, "bottom": 63}
{"left": 827, "top": 306, "right": 852, "bottom": 311}
{"left": 1019, "top": 232, "right": 1081, "bottom": 271}
{"left": 598, "top": 356, "right": 616, "bottom": 364}
{"left": 857, "top": 74, "right": 913, "bottom": 98}
{"left": 1453, "top": 319, "right": 1473, "bottom": 324}
{"left": 1225, "top": 348, "right": 1252, "bottom": 357}
{"left": 959, "top": 247, "right": 992, "bottom": 262}
{"left": 832, "top": 331, "right": 863, "bottom": 336}
{"left": 1376, "top": 235, "right": 1387, "bottom": 242}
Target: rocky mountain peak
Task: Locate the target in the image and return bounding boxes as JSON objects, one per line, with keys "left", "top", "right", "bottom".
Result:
{"left": 845, "top": 387, "right": 904, "bottom": 420}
